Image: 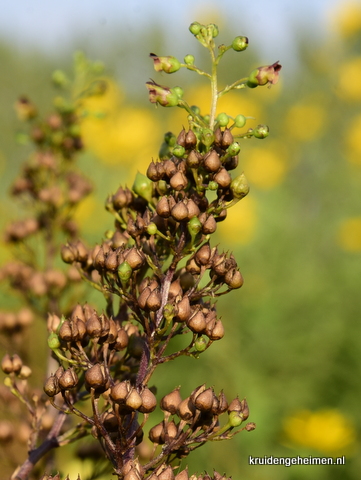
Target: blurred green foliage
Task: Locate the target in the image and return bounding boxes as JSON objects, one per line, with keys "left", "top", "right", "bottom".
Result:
{"left": 1, "top": 2, "right": 361, "bottom": 479}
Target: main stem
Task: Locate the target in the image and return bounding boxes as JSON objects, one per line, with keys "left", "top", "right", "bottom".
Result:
{"left": 209, "top": 48, "right": 218, "bottom": 130}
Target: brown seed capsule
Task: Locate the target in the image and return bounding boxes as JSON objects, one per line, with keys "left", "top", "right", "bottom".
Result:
{"left": 194, "top": 243, "right": 211, "bottom": 266}
{"left": 175, "top": 469, "right": 189, "bottom": 480}
{"left": 111, "top": 380, "right": 131, "bottom": 404}
{"left": 187, "top": 310, "right": 206, "bottom": 333}
{"left": 138, "top": 387, "right": 157, "bottom": 413}
{"left": 171, "top": 201, "right": 189, "bottom": 221}
{"left": 126, "top": 388, "right": 143, "bottom": 410}
{"left": 125, "top": 247, "right": 144, "bottom": 270}
{"left": 112, "top": 187, "right": 132, "bottom": 209}
{"left": 86, "top": 312, "right": 102, "bottom": 338}
{"left": 11, "top": 354, "right": 23, "bottom": 374}
{"left": 105, "top": 250, "right": 119, "bottom": 271}
{"left": 214, "top": 168, "right": 232, "bottom": 188}
{"left": 138, "top": 287, "right": 151, "bottom": 310}
{"left": 94, "top": 246, "right": 106, "bottom": 269}
{"left": 185, "top": 258, "right": 201, "bottom": 275}
{"left": 43, "top": 374, "right": 60, "bottom": 397}
{"left": 168, "top": 278, "right": 183, "bottom": 300}
{"left": 156, "top": 196, "right": 171, "bottom": 218}
{"left": 164, "top": 159, "right": 177, "bottom": 178}
{"left": 217, "top": 391, "right": 229, "bottom": 414}
{"left": 227, "top": 396, "right": 242, "bottom": 413}
{"left": 58, "top": 368, "right": 78, "bottom": 390}
{"left": 71, "top": 304, "right": 85, "bottom": 323}
{"left": 112, "top": 230, "right": 128, "bottom": 248}
{"left": 1, "top": 354, "right": 14, "bottom": 374}
{"left": 185, "top": 199, "right": 200, "bottom": 219}
{"left": 202, "top": 215, "right": 217, "bottom": 234}
{"left": 146, "top": 288, "right": 162, "bottom": 311}
{"left": 74, "top": 240, "right": 88, "bottom": 263}
{"left": 177, "top": 129, "right": 186, "bottom": 147}
{"left": 170, "top": 171, "right": 188, "bottom": 191}
{"left": 163, "top": 420, "right": 178, "bottom": 442}
{"left": 245, "top": 422, "right": 256, "bottom": 431}
{"left": 59, "top": 320, "right": 74, "bottom": 342}
{"left": 185, "top": 130, "right": 197, "bottom": 149}
{"left": 177, "top": 397, "right": 196, "bottom": 421}
{"left": 160, "top": 387, "right": 182, "bottom": 415}
{"left": 61, "top": 244, "right": 76, "bottom": 264}
{"left": 147, "top": 161, "right": 161, "bottom": 181}
{"left": 113, "top": 328, "right": 129, "bottom": 350}
{"left": 158, "top": 465, "right": 175, "bottom": 480}
{"left": 221, "top": 128, "right": 234, "bottom": 147}
{"left": 193, "top": 387, "right": 214, "bottom": 412}
{"left": 149, "top": 421, "right": 165, "bottom": 444}
{"left": 85, "top": 364, "right": 108, "bottom": 391}
{"left": 175, "top": 296, "right": 191, "bottom": 322}
{"left": 204, "top": 150, "right": 221, "bottom": 172}
{"left": 224, "top": 268, "right": 244, "bottom": 289}
{"left": 208, "top": 320, "right": 225, "bottom": 340}
{"left": 186, "top": 150, "right": 201, "bottom": 168}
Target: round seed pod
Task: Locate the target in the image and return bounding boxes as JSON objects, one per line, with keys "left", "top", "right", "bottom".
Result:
{"left": 85, "top": 363, "right": 108, "bottom": 392}
{"left": 164, "top": 159, "right": 177, "bottom": 178}
{"left": 105, "top": 250, "right": 119, "bottom": 271}
{"left": 168, "top": 278, "right": 183, "bottom": 300}
{"left": 58, "top": 368, "right": 78, "bottom": 390}
{"left": 170, "top": 171, "right": 188, "bottom": 191}
{"left": 175, "top": 296, "right": 191, "bottom": 322}
{"left": 194, "top": 243, "right": 211, "bottom": 266}
{"left": 193, "top": 387, "right": 214, "bottom": 412}
{"left": 214, "top": 168, "right": 232, "bottom": 188}
{"left": 185, "top": 199, "right": 200, "bottom": 219}
{"left": 187, "top": 310, "right": 206, "bottom": 333}
{"left": 221, "top": 128, "right": 234, "bottom": 147}
{"left": 149, "top": 421, "right": 165, "bottom": 444}
{"left": 124, "top": 248, "right": 145, "bottom": 270}
{"left": 202, "top": 215, "right": 217, "bottom": 234}
{"left": 208, "top": 320, "right": 225, "bottom": 340}
{"left": 162, "top": 421, "right": 178, "bottom": 443}
{"left": 138, "top": 387, "right": 157, "bottom": 413}
{"left": 138, "top": 287, "right": 151, "bottom": 310}
{"left": 204, "top": 150, "right": 221, "bottom": 172}
{"left": 171, "top": 202, "right": 189, "bottom": 221}
{"left": 111, "top": 380, "right": 130, "bottom": 404}
{"left": 186, "top": 150, "right": 201, "bottom": 168}
{"left": 126, "top": 388, "right": 143, "bottom": 410}
{"left": 44, "top": 374, "right": 60, "bottom": 397}
{"left": 160, "top": 387, "right": 182, "bottom": 415}
{"left": 177, "top": 397, "right": 196, "bottom": 422}
{"left": 113, "top": 328, "right": 129, "bottom": 350}
{"left": 11, "top": 354, "right": 23, "bottom": 374}
{"left": 185, "top": 130, "right": 197, "bottom": 149}
{"left": 156, "top": 196, "right": 171, "bottom": 218}
{"left": 146, "top": 288, "right": 162, "bottom": 311}
{"left": 158, "top": 465, "right": 175, "bottom": 480}
{"left": 1, "top": 354, "right": 13, "bottom": 374}
{"left": 224, "top": 269, "right": 244, "bottom": 289}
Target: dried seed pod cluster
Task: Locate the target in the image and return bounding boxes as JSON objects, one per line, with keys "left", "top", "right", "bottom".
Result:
{"left": 1, "top": 22, "right": 282, "bottom": 480}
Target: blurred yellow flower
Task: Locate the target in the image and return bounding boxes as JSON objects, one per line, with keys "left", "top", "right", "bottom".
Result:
{"left": 329, "top": 1, "right": 361, "bottom": 37}
{"left": 217, "top": 196, "right": 257, "bottom": 245}
{"left": 337, "top": 217, "right": 361, "bottom": 251}
{"left": 80, "top": 78, "right": 161, "bottom": 166}
{"left": 284, "top": 103, "right": 326, "bottom": 141}
{"left": 345, "top": 113, "right": 361, "bottom": 164}
{"left": 337, "top": 57, "right": 361, "bottom": 101}
{"left": 283, "top": 409, "right": 356, "bottom": 454}
{"left": 242, "top": 141, "right": 289, "bottom": 189}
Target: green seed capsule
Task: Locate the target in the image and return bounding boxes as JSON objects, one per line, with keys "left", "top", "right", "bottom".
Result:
{"left": 216, "top": 113, "right": 229, "bottom": 127}
{"left": 184, "top": 54, "right": 195, "bottom": 65}
{"left": 189, "top": 22, "right": 202, "bottom": 35}
{"left": 232, "top": 36, "right": 249, "bottom": 52}
{"left": 234, "top": 114, "right": 247, "bottom": 128}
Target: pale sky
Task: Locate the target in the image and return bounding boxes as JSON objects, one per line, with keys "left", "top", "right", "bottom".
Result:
{"left": 0, "top": 0, "right": 347, "bottom": 64}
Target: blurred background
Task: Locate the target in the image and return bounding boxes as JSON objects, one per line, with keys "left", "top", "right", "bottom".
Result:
{"left": 1, "top": 0, "right": 361, "bottom": 479}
